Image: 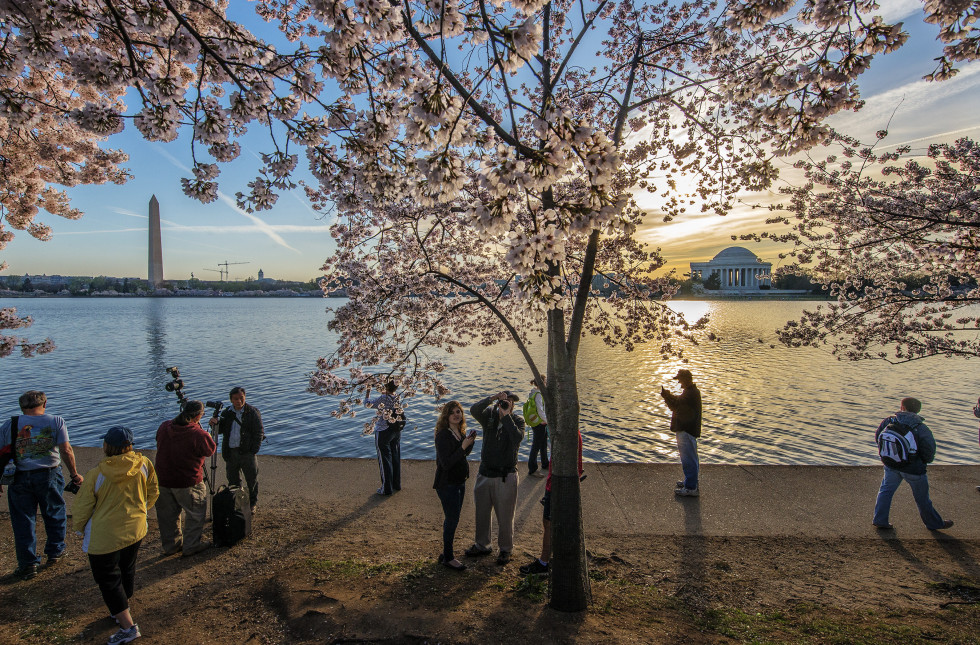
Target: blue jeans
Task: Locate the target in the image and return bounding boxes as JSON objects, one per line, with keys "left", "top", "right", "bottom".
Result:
{"left": 873, "top": 466, "right": 944, "bottom": 529}
{"left": 8, "top": 468, "right": 67, "bottom": 567}
{"left": 375, "top": 429, "right": 401, "bottom": 494}
{"left": 528, "top": 424, "right": 549, "bottom": 473}
{"left": 676, "top": 432, "right": 699, "bottom": 490}
{"left": 436, "top": 483, "right": 465, "bottom": 561}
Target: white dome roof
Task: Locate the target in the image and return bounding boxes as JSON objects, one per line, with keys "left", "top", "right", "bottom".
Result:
{"left": 711, "top": 246, "right": 760, "bottom": 262}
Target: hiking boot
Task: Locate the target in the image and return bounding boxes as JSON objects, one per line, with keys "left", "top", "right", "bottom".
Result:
{"left": 675, "top": 481, "right": 685, "bottom": 488}
{"left": 107, "top": 624, "right": 141, "bottom": 644}
{"left": 931, "top": 520, "right": 954, "bottom": 531}
{"left": 45, "top": 550, "right": 66, "bottom": 567}
{"left": 13, "top": 564, "right": 37, "bottom": 580}
{"left": 519, "top": 559, "right": 549, "bottom": 576}
{"left": 182, "top": 542, "right": 211, "bottom": 557}
{"left": 529, "top": 470, "right": 546, "bottom": 478}
{"left": 496, "top": 551, "right": 512, "bottom": 566}
{"left": 675, "top": 487, "right": 699, "bottom": 497}
{"left": 464, "top": 544, "right": 492, "bottom": 557}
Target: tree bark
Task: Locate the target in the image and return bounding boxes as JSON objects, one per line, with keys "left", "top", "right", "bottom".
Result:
{"left": 546, "top": 309, "right": 591, "bottom": 611}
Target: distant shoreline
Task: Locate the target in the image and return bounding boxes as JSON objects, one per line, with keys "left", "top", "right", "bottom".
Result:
{"left": 2, "top": 291, "right": 828, "bottom": 300}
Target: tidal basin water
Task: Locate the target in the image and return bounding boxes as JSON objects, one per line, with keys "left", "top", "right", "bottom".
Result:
{"left": 2, "top": 297, "right": 978, "bottom": 465}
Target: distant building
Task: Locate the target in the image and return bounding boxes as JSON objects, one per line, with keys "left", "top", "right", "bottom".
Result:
{"left": 256, "top": 269, "right": 276, "bottom": 284}
{"left": 690, "top": 246, "right": 771, "bottom": 290}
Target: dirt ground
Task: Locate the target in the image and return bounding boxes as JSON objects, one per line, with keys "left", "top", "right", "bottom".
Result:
{"left": 1, "top": 491, "right": 979, "bottom": 645}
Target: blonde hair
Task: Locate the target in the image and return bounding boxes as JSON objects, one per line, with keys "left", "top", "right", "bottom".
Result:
{"left": 434, "top": 400, "right": 466, "bottom": 441}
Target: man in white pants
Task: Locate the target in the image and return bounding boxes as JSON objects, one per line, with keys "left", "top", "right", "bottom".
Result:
{"left": 465, "top": 392, "right": 525, "bottom": 566}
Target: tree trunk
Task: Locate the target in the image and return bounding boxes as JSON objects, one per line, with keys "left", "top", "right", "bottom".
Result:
{"left": 546, "top": 312, "right": 591, "bottom": 611}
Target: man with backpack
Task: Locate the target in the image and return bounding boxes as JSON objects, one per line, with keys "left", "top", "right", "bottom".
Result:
{"left": 0, "top": 391, "right": 84, "bottom": 580}
{"left": 872, "top": 397, "right": 953, "bottom": 531}
{"left": 366, "top": 380, "right": 404, "bottom": 496}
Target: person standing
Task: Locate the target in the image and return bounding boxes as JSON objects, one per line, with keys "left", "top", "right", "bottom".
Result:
{"left": 73, "top": 427, "right": 159, "bottom": 644}
{"left": 0, "top": 390, "right": 83, "bottom": 580}
{"left": 366, "top": 380, "right": 403, "bottom": 496}
{"left": 660, "top": 369, "right": 702, "bottom": 497}
{"left": 524, "top": 378, "right": 549, "bottom": 478}
{"left": 974, "top": 397, "right": 980, "bottom": 493}
{"left": 518, "top": 429, "right": 584, "bottom": 577}
{"left": 433, "top": 401, "right": 476, "bottom": 571}
{"left": 210, "top": 386, "right": 264, "bottom": 512}
{"left": 872, "top": 397, "right": 953, "bottom": 531}
{"left": 465, "top": 391, "right": 525, "bottom": 565}
{"left": 155, "top": 400, "right": 217, "bottom": 557}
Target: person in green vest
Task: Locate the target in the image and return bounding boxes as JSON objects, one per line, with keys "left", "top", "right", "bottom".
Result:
{"left": 524, "top": 378, "right": 549, "bottom": 478}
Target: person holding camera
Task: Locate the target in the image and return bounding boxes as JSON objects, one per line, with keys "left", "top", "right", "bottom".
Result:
{"left": 433, "top": 401, "right": 476, "bottom": 571}
{"left": 73, "top": 427, "right": 159, "bottom": 644}
{"left": 465, "top": 391, "right": 525, "bottom": 566}
{"left": 155, "top": 400, "right": 217, "bottom": 556}
{"left": 661, "top": 369, "right": 702, "bottom": 497}
{"left": 0, "top": 390, "right": 83, "bottom": 580}
{"left": 209, "top": 387, "right": 264, "bottom": 512}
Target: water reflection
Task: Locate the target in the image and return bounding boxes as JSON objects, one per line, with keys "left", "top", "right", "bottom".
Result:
{"left": 1, "top": 297, "right": 977, "bottom": 465}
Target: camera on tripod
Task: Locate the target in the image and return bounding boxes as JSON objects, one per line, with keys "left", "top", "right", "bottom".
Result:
{"left": 206, "top": 400, "right": 224, "bottom": 414}
{"left": 164, "top": 366, "right": 186, "bottom": 404}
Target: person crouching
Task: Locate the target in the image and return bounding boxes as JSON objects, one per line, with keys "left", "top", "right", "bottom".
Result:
{"left": 73, "top": 427, "right": 159, "bottom": 644}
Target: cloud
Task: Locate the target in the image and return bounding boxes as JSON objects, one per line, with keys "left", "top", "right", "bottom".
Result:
{"left": 865, "top": 0, "right": 922, "bottom": 23}
{"left": 832, "top": 61, "right": 980, "bottom": 139}
{"left": 152, "top": 145, "right": 304, "bottom": 254}
{"left": 110, "top": 208, "right": 147, "bottom": 219}
{"left": 59, "top": 224, "right": 333, "bottom": 236}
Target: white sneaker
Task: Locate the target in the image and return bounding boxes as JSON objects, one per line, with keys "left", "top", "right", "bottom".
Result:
{"left": 107, "top": 624, "right": 140, "bottom": 644}
{"left": 675, "top": 487, "right": 699, "bottom": 497}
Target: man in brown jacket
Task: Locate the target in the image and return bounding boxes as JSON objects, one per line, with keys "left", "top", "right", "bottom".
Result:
{"left": 661, "top": 369, "right": 702, "bottom": 497}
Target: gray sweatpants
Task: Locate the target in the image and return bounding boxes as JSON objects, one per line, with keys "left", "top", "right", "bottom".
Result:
{"left": 473, "top": 471, "right": 519, "bottom": 553}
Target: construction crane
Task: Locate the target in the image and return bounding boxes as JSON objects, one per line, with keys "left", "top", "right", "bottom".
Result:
{"left": 200, "top": 268, "right": 222, "bottom": 281}
{"left": 217, "top": 260, "right": 249, "bottom": 281}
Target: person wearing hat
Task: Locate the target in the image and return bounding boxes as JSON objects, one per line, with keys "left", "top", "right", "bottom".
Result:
{"left": 0, "top": 390, "right": 83, "bottom": 580}
{"left": 465, "top": 390, "right": 525, "bottom": 565}
{"left": 73, "top": 426, "right": 159, "bottom": 644}
{"left": 661, "top": 369, "right": 703, "bottom": 497}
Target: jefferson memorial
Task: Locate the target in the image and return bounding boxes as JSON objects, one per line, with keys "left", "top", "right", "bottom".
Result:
{"left": 690, "top": 246, "right": 772, "bottom": 290}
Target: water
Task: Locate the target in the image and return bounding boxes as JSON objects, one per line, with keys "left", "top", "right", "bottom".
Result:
{"left": 2, "top": 297, "right": 977, "bottom": 464}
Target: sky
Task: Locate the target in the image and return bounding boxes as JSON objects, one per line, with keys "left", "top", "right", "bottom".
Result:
{"left": 2, "top": 2, "right": 978, "bottom": 283}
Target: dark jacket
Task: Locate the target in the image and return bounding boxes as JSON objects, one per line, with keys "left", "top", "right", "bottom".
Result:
{"left": 433, "top": 428, "right": 473, "bottom": 489}
{"left": 875, "top": 411, "right": 935, "bottom": 475}
{"left": 217, "top": 403, "right": 264, "bottom": 454}
{"left": 470, "top": 396, "right": 525, "bottom": 478}
{"left": 661, "top": 383, "right": 702, "bottom": 438}
{"left": 155, "top": 419, "right": 217, "bottom": 488}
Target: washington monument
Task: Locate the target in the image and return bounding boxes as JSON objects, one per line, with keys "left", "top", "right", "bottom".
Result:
{"left": 148, "top": 195, "right": 163, "bottom": 286}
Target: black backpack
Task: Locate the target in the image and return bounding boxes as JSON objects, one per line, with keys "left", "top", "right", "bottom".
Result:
{"left": 212, "top": 485, "right": 251, "bottom": 547}
{"left": 387, "top": 407, "right": 406, "bottom": 433}
{"left": 877, "top": 419, "right": 920, "bottom": 469}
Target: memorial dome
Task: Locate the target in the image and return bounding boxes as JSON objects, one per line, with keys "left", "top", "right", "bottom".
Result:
{"left": 711, "top": 246, "right": 760, "bottom": 262}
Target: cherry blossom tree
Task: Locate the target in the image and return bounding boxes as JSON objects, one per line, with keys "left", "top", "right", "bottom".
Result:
{"left": 297, "top": 0, "right": 979, "bottom": 611}
{"left": 4, "top": 0, "right": 980, "bottom": 611}
{"left": 0, "top": 307, "right": 54, "bottom": 358}
{"left": 760, "top": 134, "right": 980, "bottom": 363}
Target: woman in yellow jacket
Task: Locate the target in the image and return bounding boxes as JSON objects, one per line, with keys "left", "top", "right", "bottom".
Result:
{"left": 73, "top": 426, "right": 159, "bottom": 645}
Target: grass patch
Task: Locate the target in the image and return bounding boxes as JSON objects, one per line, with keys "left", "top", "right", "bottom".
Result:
{"left": 18, "top": 603, "right": 71, "bottom": 644}
{"left": 513, "top": 575, "right": 547, "bottom": 603}
{"left": 304, "top": 557, "right": 400, "bottom": 578}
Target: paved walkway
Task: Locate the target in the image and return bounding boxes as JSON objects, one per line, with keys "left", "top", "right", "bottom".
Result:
{"left": 29, "top": 448, "right": 978, "bottom": 541}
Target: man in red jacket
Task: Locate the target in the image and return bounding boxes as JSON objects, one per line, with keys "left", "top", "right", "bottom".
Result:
{"left": 154, "top": 401, "right": 216, "bottom": 556}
